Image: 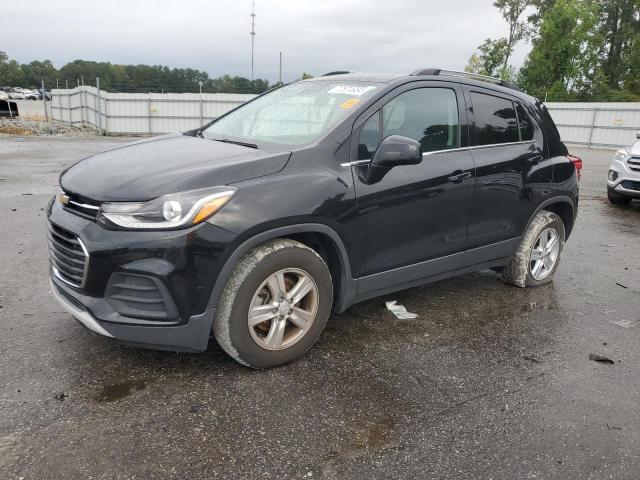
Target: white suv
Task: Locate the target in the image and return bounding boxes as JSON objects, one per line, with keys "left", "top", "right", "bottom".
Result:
{"left": 608, "top": 132, "right": 640, "bottom": 205}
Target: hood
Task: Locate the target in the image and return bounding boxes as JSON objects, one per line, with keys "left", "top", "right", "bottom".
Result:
{"left": 629, "top": 139, "right": 640, "bottom": 156}
{"left": 60, "top": 134, "right": 291, "bottom": 201}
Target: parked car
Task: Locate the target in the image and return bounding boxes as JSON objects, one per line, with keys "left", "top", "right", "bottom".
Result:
{"left": 607, "top": 132, "right": 640, "bottom": 204}
{"left": 8, "top": 88, "right": 25, "bottom": 100}
{"left": 23, "top": 89, "right": 39, "bottom": 100}
{"left": 0, "top": 90, "right": 8, "bottom": 101}
{"left": 48, "top": 69, "right": 580, "bottom": 368}
{"left": 38, "top": 88, "right": 51, "bottom": 101}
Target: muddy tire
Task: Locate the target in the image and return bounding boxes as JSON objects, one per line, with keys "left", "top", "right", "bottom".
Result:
{"left": 501, "top": 210, "right": 565, "bottom": 288}
{"left": 213, "top": 239, "right": 332, "bottom": 368}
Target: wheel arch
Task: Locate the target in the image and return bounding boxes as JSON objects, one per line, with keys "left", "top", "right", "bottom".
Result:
{"left": 526, "top": 196, "right": 576, "bottom": 240}
{"left": 206, "top": 224, "right": 356, "bottom": 327}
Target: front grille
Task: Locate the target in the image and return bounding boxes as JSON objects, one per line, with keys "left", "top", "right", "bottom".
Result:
{"left": 620, "top": 180, "right": 640, "bottom": 192}
{"left": 628, "top": 157, "right": 640, "bottom": 173}
{"left": 63, "top": 192, "right": 100, "bottom": 221}
{"left": 48, "top": 222, "right": 88, "bottom": 288}
{"left": 105, "top": 273, "right": 178, "bottom": 321}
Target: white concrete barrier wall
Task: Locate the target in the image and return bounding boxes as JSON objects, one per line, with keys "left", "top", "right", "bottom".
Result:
{"left": 51, "top": 86, "right": 256, "bottom": 135}
{"left": 545, "top": 102, "right": 640, "bottom": 149}
{"left": 51, "top": 88, "right": 639, "bottom": 147}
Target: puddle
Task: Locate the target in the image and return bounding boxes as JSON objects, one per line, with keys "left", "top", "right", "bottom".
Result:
{"left": 95, "top": 379, "right": 147, "bottom": 402}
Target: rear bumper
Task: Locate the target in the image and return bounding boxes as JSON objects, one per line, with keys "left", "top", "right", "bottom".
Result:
{"left": 51, "top": 278, "right": 215, "bottom": 352}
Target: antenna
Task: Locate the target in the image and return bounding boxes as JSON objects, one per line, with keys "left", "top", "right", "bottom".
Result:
{"left": 250, "top": 0, "right": 256, "bottom": 83}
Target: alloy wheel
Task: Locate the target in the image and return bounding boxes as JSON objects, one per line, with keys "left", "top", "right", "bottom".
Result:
{"left": 529, "top": 227, "right": 560, "bottom": 281}
{"left": 247, "top": 268, "right": 319, "bottom": 351}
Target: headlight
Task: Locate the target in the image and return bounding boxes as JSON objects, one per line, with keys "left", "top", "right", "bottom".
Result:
{"left": 99, "top": 186, "right": 236, "bottom": 230}
{"left": 613, "top": 149, "right": 631, "bottom": 162}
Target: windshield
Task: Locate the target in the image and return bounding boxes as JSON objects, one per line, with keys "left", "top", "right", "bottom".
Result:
{"left": 203, "top": 81, "right": 380, "bottom": 146}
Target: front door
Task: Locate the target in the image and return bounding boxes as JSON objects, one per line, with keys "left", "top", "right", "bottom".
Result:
{"left": 351, "top": 84, "right": 475, "bottom": 286}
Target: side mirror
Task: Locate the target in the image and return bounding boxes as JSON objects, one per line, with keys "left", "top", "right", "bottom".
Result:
{"left": 364, "top": 135, "right": 422, "bottom": 184}
{"left": 372, "top": 135, "right": 423, "bottom": 168}
{"left": 636, "top": 131, "right": 640, "bottom": 140}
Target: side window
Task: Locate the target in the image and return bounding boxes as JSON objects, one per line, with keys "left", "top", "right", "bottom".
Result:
{"left": 382, "top": 88, "right": 459, "bottom": 153}
{"left": 516, "top": 103, "right": 534, "bottom": 141}
{"left": 357, "top": 111, "right": 381, "bottom": 160}
{"left": 471, "top": 92, "right": 519, "bottom": 145}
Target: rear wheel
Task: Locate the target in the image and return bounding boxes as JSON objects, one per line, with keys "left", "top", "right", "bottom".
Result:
{"left": 501, "top": 210, "right": 565, "bottom": 288}
{"left": 214, "top": 239, "right": 332, "bottom": 368}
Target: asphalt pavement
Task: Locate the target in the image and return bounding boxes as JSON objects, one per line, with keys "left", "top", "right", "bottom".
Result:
{"left": 1, "top": 137, "right": 639, "bottom": 479}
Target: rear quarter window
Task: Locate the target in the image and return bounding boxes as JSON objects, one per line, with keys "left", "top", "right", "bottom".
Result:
{"left": 471, "top": 92, "right": 519, "bottom": 146}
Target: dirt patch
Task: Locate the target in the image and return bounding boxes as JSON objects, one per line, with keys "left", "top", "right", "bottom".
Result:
{"left": 0, "top": 125, "right": 33, "bottom": 136}
{"left": 0, "top": 118, "right": 96, "bottom": 137}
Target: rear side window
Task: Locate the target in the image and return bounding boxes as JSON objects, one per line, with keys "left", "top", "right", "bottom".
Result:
{"left": 471, "top": 92, "right": 519, "bottom": 145}
{"left": 357, "top": 87, "right": 459, "bottom": 159}
{"left": 516, "top": 103, "right": 534, "bottom": 141}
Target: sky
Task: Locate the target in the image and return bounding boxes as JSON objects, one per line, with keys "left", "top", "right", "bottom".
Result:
{"left": 1, "top": 0, "right": 531, "bottom": 83}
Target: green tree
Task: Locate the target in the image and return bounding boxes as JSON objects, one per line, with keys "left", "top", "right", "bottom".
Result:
{"left": 0, "top": 51, "right": 24, "bottom": 86}
{"left": 598, "top": 0, "right": 640, "bottom": 90}
{"left": 493, "top": 0, "right": 530, "bottom": 77}
{"left": 21, "top": 60, "right": 60, "bottom": 88}
{"left": 465, "top": 38, "right": 511, "bottom": 77}
{"left": 518, "top": 0, "right": 600, "bottom": 100}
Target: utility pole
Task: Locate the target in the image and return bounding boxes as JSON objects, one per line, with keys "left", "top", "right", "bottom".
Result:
{"left": 250, "top": 0, "right": 256, "bottom": 84}
{"left": 279, "top": 51, "right": 282, "bottom": 85}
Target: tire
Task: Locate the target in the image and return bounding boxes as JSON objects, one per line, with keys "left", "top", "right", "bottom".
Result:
{"left": 608, "top": 190, "right": 631, "bottom": 205}
{"left": 501, "top": 210, "right": 565, "bottom": 288}
{"left": 213, "top": 239, "right": 333, "bottom": 368}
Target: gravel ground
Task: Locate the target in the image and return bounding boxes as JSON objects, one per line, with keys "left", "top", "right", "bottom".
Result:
{"left": 1, "top": 138, "right": 639, "bottom": 479}
{"left": 0, "top": 118, "right": 97, "bottom": 137}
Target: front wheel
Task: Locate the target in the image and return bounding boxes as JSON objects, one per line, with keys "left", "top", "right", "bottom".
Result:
{"left": 501, "top": 210, "right": 565, "bottom": 288}
{"left": 213, "top": 239, "right": 333, "bottom": 368}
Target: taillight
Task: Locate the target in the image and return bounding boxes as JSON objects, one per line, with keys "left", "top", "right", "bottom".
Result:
{"left": 568, "top": 154, "right": 582, "bottom": 180}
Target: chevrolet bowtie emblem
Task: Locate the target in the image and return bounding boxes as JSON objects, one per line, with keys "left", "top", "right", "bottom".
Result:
{"left": 59, "top": 191, "right": 70, "bottom": 206}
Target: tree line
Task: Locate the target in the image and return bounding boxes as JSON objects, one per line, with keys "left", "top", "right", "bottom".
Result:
{"left": 465, "top": 0, "right": 640, "bottom": 101}
{"left": 0, "top": 52, "right": 315, "bottom": 94}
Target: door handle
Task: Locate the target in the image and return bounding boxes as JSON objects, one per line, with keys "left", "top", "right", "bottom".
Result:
{"left": 447, "top": 171, "right": 472, "bottom": 184}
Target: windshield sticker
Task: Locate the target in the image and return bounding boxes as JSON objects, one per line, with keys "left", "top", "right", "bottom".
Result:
{"left": 328, "top": 85, "right": 377, "bottom": 96}
{"left": 340, "top": 98, "right": 360, "bottom": 109}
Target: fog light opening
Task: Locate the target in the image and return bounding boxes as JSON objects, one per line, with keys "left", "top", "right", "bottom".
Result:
{"left": 608, "top": 170, "right": 618, "bottom": 182}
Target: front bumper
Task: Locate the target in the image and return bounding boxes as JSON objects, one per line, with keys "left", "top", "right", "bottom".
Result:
{"left": 50, "top": 278, "right": 216, "bottom": 351}
{"left": 608, "top": 158, "right": 640, "bottom": 199}
{"left": 47, "top": 197, "right": 237, "bottom": 352}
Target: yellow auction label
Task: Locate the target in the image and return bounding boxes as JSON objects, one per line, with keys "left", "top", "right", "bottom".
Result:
{"left": 340, "top": 98, "right": 360, "bottom": 109}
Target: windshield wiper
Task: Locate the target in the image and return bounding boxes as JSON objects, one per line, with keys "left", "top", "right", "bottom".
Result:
{"left": 214, "top": 138, "right": 258, "bottom": 149}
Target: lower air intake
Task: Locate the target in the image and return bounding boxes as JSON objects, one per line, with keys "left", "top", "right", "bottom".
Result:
{"left": 105, "top": 273, "right": 178, "bottom": 322}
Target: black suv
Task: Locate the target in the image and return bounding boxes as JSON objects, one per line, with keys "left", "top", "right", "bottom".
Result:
{"left": 48, "top": 69, "right": 579, "bottom": 368}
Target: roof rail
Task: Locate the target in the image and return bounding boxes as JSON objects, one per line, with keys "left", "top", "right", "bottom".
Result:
{"left": 322, "top": 71, "right": 350, "bottom": 76}
{"left": 409, "top": 68, "right": 522, "bottom": 92}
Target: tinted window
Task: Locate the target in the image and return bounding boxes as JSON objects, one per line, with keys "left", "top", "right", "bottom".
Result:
{"left": 471, "top": 92, "right": 519, "bottom": 145}
{"left": 358, "top": 111, "right": 381, "bottom": 160}
{"left": 382, "top": 88, "right": 459, "bottom": 153}
{"left": 516, "top": 103, "right": 534, "bottom": 141}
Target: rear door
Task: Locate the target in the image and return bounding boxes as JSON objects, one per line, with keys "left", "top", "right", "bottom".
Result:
{"left": 464, "top": 88, "right": 551, "bottom": 256}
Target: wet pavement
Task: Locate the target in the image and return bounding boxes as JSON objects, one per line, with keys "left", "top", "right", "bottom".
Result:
{"left": 1, "top": 137, "right": 639, "bottom": 479}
